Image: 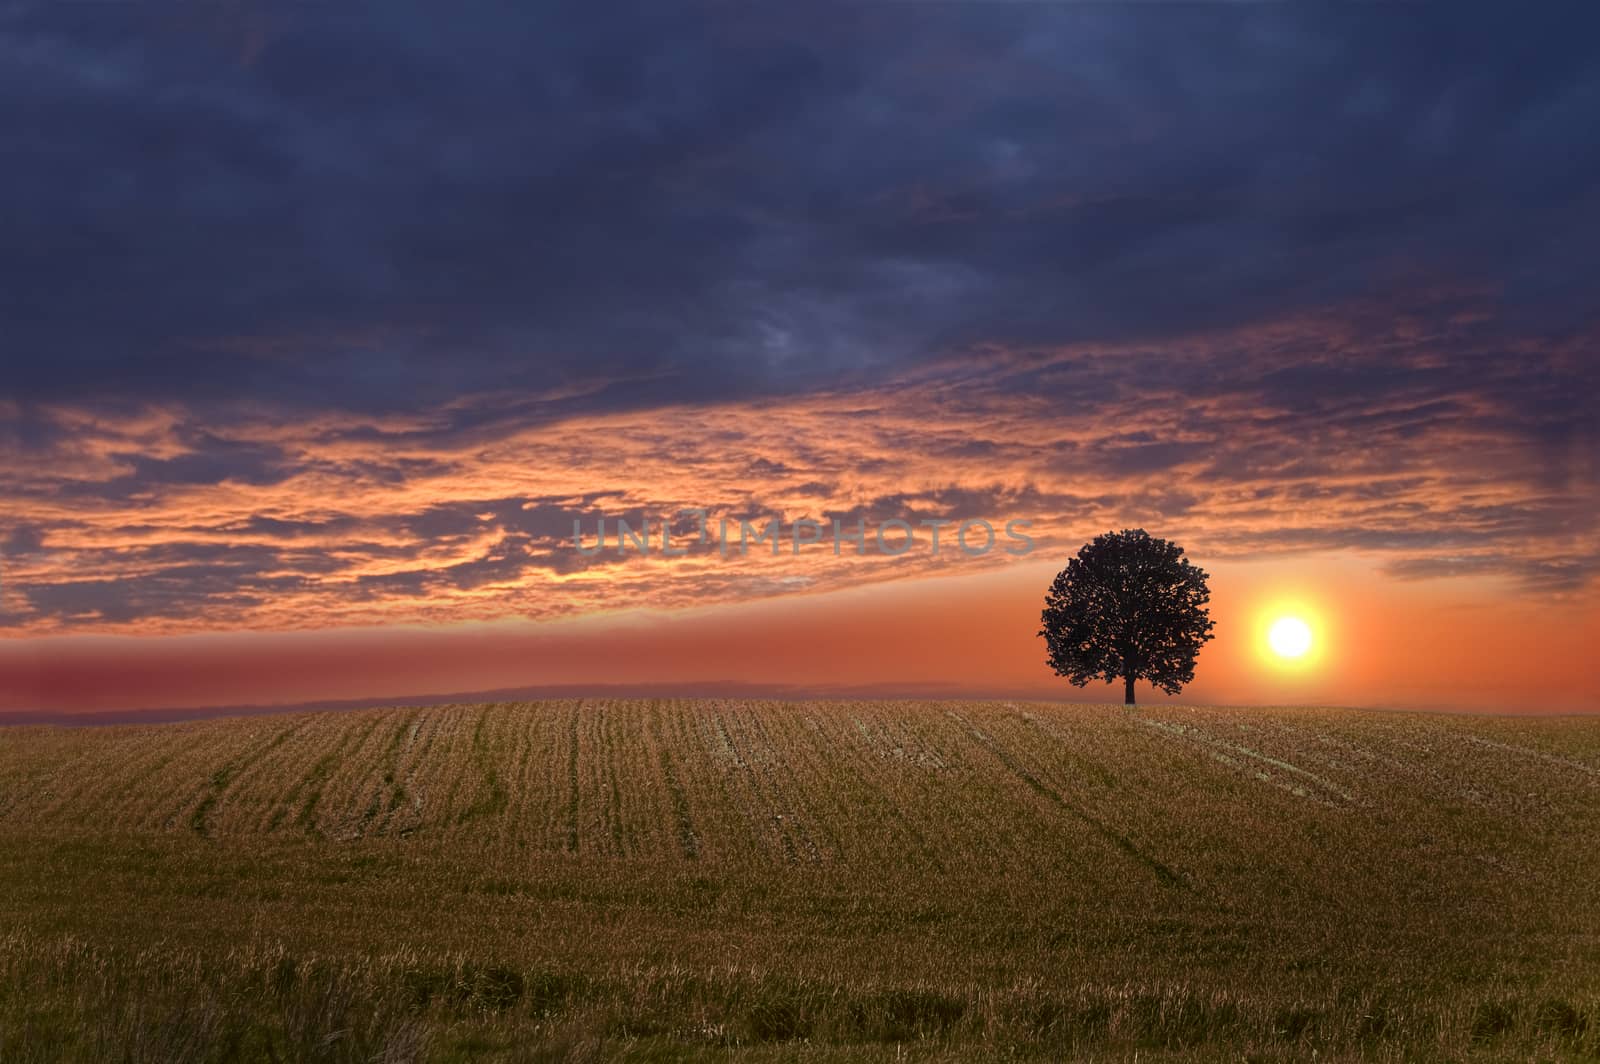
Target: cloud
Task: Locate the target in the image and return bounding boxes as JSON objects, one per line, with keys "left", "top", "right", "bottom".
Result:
{"left": 3, "top": 294, "right": 1594, "bottom": 634}
{"left": 1, "top": 1, "right": 1595, "bottom": 634}
{"left": 2, "top": 2, "right": 1598, "bottom": 412}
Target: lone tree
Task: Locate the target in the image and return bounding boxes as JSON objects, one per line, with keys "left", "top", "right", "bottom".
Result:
{"left": 1039, "top": 529, "right": 1214, "bottom": 706}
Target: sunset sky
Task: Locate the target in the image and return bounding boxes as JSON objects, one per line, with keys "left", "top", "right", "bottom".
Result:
{"left": 2, "top": 2, "right": 1596, "bottom": 716}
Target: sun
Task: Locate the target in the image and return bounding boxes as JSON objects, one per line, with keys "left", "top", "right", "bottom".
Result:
{"left": 1251, "top": 598, "right": 1328, "bottom": 673}
{"left": 1267, "top": 616, "right": 1314, "bottom": 659}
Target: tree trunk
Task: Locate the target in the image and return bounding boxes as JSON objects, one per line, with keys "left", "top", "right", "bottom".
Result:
{"left": 1123, "top": 673, "right": 1135, "bottom": 706}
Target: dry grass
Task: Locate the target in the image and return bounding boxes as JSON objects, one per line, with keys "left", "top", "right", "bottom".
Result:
{"left": 1, "top": 699, "right": 1597, "bottom": 1060}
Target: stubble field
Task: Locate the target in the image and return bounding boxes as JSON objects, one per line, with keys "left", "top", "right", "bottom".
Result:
{"left": 0, "top": 699, "right": 1597, "bottom": 1061}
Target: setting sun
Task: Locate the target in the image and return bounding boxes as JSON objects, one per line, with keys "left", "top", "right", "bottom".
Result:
{"left": 1268, "top": 616, "right": 1314, "bottom": 659}
{"left": 1250, "top": 596, "right": 1330, "bottom": 674}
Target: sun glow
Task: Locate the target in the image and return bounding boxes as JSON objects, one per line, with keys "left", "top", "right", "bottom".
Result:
{"left": 1268, "top": 616, "right": 1313, "bottom": 659}
{"left": 1252, "top": 597, "right": 1329, "bottom": 673}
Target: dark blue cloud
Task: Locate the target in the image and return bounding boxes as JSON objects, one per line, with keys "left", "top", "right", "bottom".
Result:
{"left": 2, "top": 0, "right": 1597, "bottom": 423}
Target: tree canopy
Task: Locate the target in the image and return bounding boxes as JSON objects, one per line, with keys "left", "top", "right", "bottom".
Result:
{"left": 1039, "top": 529, "right": 1214, "bottom": 705}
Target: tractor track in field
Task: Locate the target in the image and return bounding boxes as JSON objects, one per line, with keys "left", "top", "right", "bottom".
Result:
{"left": 947, "top": 710, "right": 1196, "bottom": 893}
{"left": 1137, "top": 718, "right": 1361, "bottom": 809}
{"left": 188, "top": 719, "right": 308, "bottom": 837}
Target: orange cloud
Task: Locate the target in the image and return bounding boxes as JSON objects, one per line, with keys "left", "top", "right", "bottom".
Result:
{"left": 1, "top": 301, "right": 1594, "bottom": 712}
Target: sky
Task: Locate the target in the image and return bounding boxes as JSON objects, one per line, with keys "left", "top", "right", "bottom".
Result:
{"left": 1, "top": 1, "right": 1596, "bottom": 716}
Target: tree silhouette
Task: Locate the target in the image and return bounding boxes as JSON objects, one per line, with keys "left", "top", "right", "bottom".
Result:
{"left": 1039, "top": 529, "right": 1214, "bottom": 706}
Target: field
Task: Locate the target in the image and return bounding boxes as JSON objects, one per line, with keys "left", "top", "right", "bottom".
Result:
{"left": 0, "top": 699, "right": 1597, "bottom": 1061}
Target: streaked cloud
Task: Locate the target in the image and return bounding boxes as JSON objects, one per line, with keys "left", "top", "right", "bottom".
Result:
{"left": 3, "top": 295, "right": 1593, "bottom": 634}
